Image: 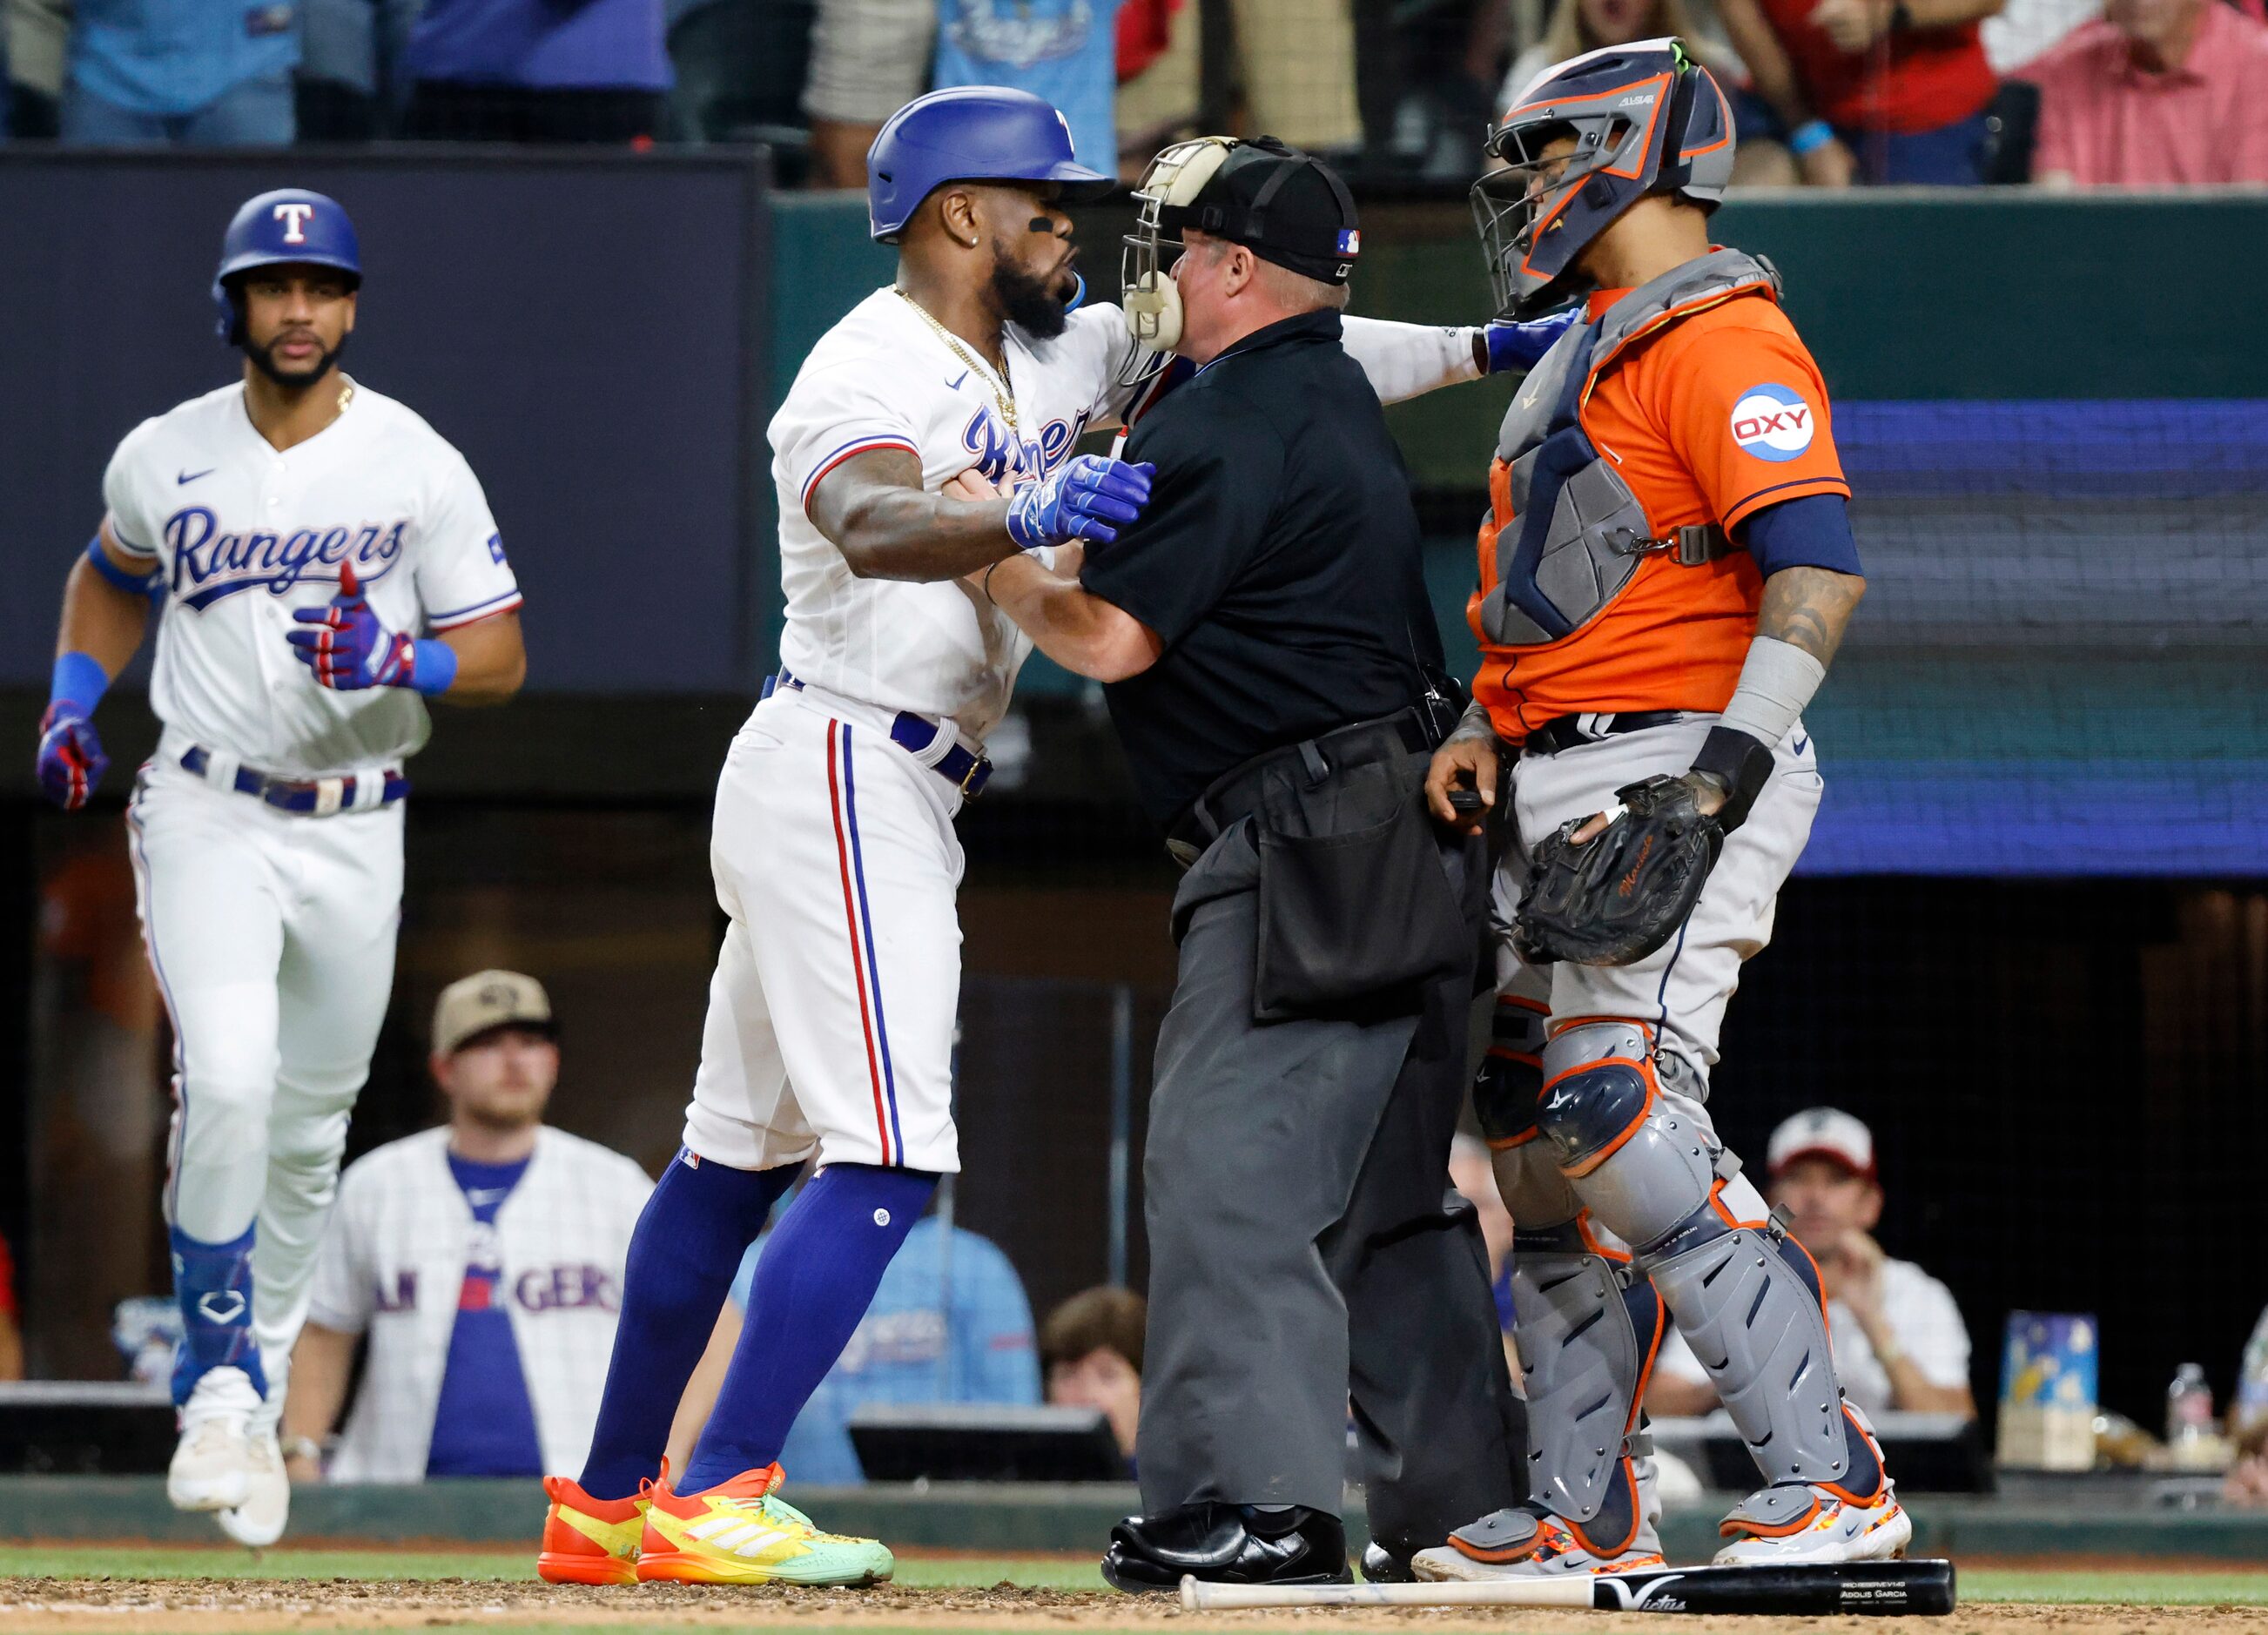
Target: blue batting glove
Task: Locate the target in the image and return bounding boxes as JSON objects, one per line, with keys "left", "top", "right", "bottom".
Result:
{"left": 1484, "top": 307, "right": 1581, "bottom": 375}
{"left": 36, "top": 703, "right": 107, "bottom": 811}
{"left": 287, "top": 561, "right": 425, "bottom": 690}
{"left": 1006, "top": 455, "right": 1156, "bottom": 549}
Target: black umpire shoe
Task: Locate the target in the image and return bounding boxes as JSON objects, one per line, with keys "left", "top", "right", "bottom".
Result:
{"left": 1101, "top": 1503, "right": 1350, "bottom": 1592}
{"left": 1360, "top": 1540, "right": 1414, "bottom": 1583}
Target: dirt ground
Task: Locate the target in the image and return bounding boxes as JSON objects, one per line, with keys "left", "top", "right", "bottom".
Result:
{"left": 4, "top": 1578, "right": 2267, "bottom": 1635}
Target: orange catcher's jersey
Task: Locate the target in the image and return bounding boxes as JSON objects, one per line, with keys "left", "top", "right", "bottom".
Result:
{"left": 1470, "top": 279, "right": 1848, "bottom": 744}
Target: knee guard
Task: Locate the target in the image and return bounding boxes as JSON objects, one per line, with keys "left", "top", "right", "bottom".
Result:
{"left": 1471, "top": 995, "right": 1549, "bottom": 1151}
{"left": 1535, "top": 1020, "right": 1719, "bottom": 1249}
{"left": 1506, "top": 1217, "right": 1665, "bottom": 1557}
{"left": 1641, "top": 1210, "right": 1882, "bottom": 1501}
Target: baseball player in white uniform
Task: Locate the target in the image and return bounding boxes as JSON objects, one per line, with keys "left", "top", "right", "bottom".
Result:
{"left": 35, "top": 188, "right": 527, "bottom": 1547}
{"left": 538, "top": 87, "right": 1571, "bottom": 1590}
{"left": 286, "top": 972, "right": 653, "bottom": 1484}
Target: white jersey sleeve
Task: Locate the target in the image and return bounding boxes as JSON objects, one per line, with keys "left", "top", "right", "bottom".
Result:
{"left": 100, "top": 420, "right": 166, "bottom": 566}
{"left": 777, "top": 359, "right": 925, "bottom": 517}
{"left": 306, "top": 1159, "right": 375, "bottom": 1336}
{"left": 1883, "top": 1262, "right": 1973, "bottom": 1389}
{"left": 410, "top": 448, "right": 522, "bottom": 632}
{"left": 1339, "top": 318, "right": 1484, "bottom": 404}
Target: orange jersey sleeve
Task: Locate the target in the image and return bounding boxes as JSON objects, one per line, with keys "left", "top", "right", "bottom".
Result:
{"left": 1653, "top": 311, "right": 1849, "bottom": 535}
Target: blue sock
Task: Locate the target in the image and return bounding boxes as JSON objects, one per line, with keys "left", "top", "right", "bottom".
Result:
{"left": 678, "top": 1164, "right": 937, "bottom": 1492}
{"left": 170, "top": 1224, "right": 265, "bottom": 1405}
{"left": 577, "top": 1148, "right": 797, "bottom": 1500}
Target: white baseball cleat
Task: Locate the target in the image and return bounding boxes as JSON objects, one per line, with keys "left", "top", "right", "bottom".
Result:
{"left": 1711, "top": 1484, "right": 1913, "bottom": 1565}
{"left": 215, "top": 1419, "right": 290, "bottom": 1547}
{"left": 167, "top": 1366, "right": 261, "bottom": 1512}
{"left": 1411, "top": 1511, "right": 1664, "bottom": 1582}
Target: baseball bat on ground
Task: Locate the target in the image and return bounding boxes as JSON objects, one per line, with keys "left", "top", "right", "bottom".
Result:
{"left": 1177, "top": 1558, "right": 1956, "bottom": 1614}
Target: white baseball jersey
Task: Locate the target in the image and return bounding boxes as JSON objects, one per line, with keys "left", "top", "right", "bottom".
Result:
{"left": 769, "top": 292, "right": 1478, "bottom": 742}
{"left": 103, "top": 380, "right": 522, "bottom": 777}
{"left": 1653, "top": 1254, "right": 1972, "bottom": 1417}
{"left": 306, "top": 1127, "right": 653, "bottom": 1482}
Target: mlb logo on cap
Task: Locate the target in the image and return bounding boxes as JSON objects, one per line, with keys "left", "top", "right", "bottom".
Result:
{"left": 1336, "top": 229, "right": 1361, "bottom": 254}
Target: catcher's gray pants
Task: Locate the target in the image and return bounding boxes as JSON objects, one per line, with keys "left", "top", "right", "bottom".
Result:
{"left": 1495, "top": 715, "right": 1822, "bottom": 1075}
{"left": 1139, "top": 824, "right": 1525, "bottom": 1562}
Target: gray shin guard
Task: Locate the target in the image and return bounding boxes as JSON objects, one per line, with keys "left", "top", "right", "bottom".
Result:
{"left": 1504, "top": 1214, "right": 1664, "bottom": 1558}
{"left": 1533, "top": 1021, "right": 1881, "bottom": 1504}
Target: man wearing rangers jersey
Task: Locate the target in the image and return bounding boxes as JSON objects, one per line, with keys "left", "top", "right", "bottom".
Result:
{"left": 35, "top": 188, "right": 527, "bottom": 1547}
{"left": 1417, "top": 42, "right": 1900, "bottom": 1581}
{"left": 535, "top": 86, "right": 1569, "bottom": 1589}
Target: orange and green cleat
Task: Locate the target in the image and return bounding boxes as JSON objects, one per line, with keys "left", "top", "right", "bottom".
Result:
{"left": 636, "top": 1462, "right": 894, "bottom": 1585}
{"left": 536, "top": 1474, "right": 649, "bottom": 1585}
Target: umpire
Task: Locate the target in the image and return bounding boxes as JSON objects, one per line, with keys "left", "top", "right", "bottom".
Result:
{"left": 972, "top": 137, "right": 1523, "bottom": 1590}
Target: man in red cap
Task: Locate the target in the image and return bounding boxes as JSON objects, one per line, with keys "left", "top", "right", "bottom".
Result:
{"left": 1650, "top": 1108, "right": 1975, "bottom": 1421}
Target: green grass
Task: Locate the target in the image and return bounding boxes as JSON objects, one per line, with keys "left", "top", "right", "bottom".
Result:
{"left": 2, "top": 1547, "right": 2265, "bottom": 1609}
{"left": 0, "top": 1545, "right": 1105, "bottom": 1589}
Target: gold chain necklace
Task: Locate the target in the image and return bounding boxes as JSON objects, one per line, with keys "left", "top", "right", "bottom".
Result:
{"left": 896, "top": 288, "right": 1020, "bottom": 436}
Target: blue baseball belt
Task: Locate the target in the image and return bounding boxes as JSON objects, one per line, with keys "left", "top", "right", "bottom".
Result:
{"left": 763, "top": 669, "right": 993, "bottom": 798}
{"left": 179, "top": 746, "right": 410, "bottom": 816}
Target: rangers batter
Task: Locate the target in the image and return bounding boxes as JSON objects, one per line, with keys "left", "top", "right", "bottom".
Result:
{"left": 35, "top": 189, "right": 527, "bottom": 1547}
{"left": 536, "top": 85, "right": 1567, "bottom": 1589}
{"left": 1415, "top": 42, "right": 1904, "bottom": 1580}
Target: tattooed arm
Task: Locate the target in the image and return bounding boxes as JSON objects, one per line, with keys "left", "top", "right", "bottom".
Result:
{"left": 1758, "top": 564, "right": 1867, "bottom": 669}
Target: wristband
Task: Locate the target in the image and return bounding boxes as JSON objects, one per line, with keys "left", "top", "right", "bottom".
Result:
{"left": 1787, "top": 118, "right": 1834, "bottom": 157}
{"left": 408, "top": 638, "right": 458, "bottom": 696}
{"left": 50, "top": 650, "right": 111, "bottom": 718}
{"left": 1717, "top": 635, "right": 1825, "bottom": 750}
{"left": 1689, "top": 724, "right": 1776, "bottom": 835}
{"left": 86, "top": 536, "right": 159, "bottom": 596}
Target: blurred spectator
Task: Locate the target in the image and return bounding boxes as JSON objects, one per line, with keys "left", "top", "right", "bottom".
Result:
{"left": 1114, "top": 0, "right": 1362, "bottom": 166}
{"left": 1446, "top": 1134, "right": 1522, "bottom": 1381}
{"left": 1649, "top": 1107, "right": 1975, "bottom": 1419}
{"left": 60, "top": 0, "right": 297, "bottom": 145}
{"left": 0, "top": 1235, "right": 22, "bottom": 1382}
{"left": 2227, "top": 1303, "right": 2268, "bottom": 1507}
{"left": 1040, "top": 1284, "right": 1144, "bottom": 1462}
{"left": 7, "top": 0, "right": 70, "bottom": 138}
{"left": 666, "top": 1201, "right": 1040, "bottom": 1484}
{"left": 1718, "top": 0, "right": 2003, "bottom": 183}
{"left": 298, "top": 0, "right": 418, "bottom": 138}
{"left": 933, "top": 0, "right": 1123, "bottom": 172}
{"left": 2020, "top": 0, "right": 2268, "bottom": 185}
{"left": 400, "top": 0, "right": 671, "bottom": 142}
{"left": 1501, "top": 0, "right": 1798, "bottom": 182}
{"left": 284, "top": 972, "right": 652, "bottom": 1480}
{"left": 804, "top": 0, "right": 935, "bottom": 185}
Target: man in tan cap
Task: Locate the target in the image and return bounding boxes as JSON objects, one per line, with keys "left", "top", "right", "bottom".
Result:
{"left": 1648, "top": 1107, "right": 1974, "bottom": 1422}
{"left": 276, "top": 971, "right": 650, "bottom": 1511}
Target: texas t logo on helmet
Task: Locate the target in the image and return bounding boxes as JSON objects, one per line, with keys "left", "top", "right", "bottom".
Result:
{"left": 1472, "top": 37, "right": 1734, "bottom": 318}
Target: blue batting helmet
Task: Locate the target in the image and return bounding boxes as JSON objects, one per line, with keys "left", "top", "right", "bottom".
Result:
{"left": 212, "top": 189, "right": 363, "bottom": 340}
{"left": 866, "top": 87, "right": 1114, "bottom": 243}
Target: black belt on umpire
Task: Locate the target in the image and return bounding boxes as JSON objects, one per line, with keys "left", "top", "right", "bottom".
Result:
{"left": 178, "top": 745, "right": 410, "bottom": 817}
{"left": 1166, "top": 708, "right": 1437, "bottom": 862}
{"left": 763, "top": 668, "right": 993, "bottom": 798}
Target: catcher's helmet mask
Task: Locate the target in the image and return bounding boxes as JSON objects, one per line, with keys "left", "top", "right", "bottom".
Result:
{"left": 1473, "top": 37, "right": 1733, "bottom": 319}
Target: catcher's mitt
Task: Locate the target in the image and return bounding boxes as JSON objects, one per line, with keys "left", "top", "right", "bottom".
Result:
{"left": 1513, "top": 774, "right": 1723, "bottom": 967}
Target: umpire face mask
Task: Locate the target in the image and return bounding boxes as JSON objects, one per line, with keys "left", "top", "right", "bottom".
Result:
{"left": 1118, "top": 135, "right": 1359, "bottom": 383}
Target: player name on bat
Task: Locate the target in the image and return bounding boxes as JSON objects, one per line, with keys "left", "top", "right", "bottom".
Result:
{"left": 1177, "top": 1558, "right": 1957, "bottom": 1615}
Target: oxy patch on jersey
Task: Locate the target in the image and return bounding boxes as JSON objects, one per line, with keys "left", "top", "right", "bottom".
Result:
{"left": 1729, "top": 383, "right": 1814, "bottom": 463}
{"left": 165, "top": 505, "right": 408, "bottom": 609}
{"left": 959, "top": 406, "right": 1090, "bottom": 485}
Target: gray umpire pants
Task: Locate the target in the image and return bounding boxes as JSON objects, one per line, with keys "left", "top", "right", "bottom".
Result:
{"left": 1137, "top": 822, "right": 1525, "bottom": 1562}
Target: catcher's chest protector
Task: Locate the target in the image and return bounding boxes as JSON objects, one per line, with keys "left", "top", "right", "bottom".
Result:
{"left": 1475, "top": 249, "right": 1780, "bottom": 649}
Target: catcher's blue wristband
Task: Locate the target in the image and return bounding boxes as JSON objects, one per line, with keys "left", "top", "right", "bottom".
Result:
{"left": 1787, "top": 118, "right": 1834, "bottom": 158}
{"left": 408, "top": 638, "right": 458, "bottom": 696}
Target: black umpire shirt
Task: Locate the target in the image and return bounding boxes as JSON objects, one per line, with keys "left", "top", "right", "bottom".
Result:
{"left": 1080, "top": 310, "right": 1445, "bottom": 827}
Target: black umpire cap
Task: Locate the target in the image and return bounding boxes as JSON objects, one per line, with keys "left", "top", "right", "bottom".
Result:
{"left": 1161, "top": 138, "right": 1362, "bottom": 286}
